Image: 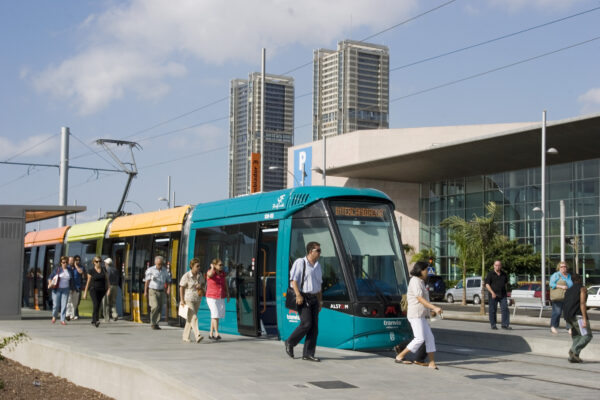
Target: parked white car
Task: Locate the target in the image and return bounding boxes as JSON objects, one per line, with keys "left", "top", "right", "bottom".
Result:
{"left": 587, "top": 286, "right": 600, "bottom": 308}
{"left": 445, "top": 276, "right": 484, "bottom": 304}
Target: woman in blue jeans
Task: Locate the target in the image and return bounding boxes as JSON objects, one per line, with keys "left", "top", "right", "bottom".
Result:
{"left": 48, "top": 256, "right": 75, "bottom": 325}
{"left": 549, "top": 261, "right": 573, "bottom": 334}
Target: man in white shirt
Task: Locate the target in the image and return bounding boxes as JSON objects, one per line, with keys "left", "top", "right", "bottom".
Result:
{"left": 285, "top": 241, "right": 323, "bottom": 362}
{"left": 144, "top": 256, "right": 171, "bottom": 330}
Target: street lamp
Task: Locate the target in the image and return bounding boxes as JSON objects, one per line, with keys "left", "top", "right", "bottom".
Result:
{"left": 269, "top": 165, "right": 305, "bottom": 187}
{"left": 158, "top": 196, "right": 170, "bottom": 208}
{"left": 313, "top": 133, "right": 336, "bottom": 186}
{"left": 124, "top": 200, "right": 144, "bottom": 213}
{"left": 535, "top": 110, "right": 558, "bottom": 305}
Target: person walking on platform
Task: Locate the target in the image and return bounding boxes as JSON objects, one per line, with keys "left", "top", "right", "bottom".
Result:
{"left": 67, "top": 254, "right": 85, "bottom": 320}
{"left": 83, "top": 257, "right": 110, "bottom": 327}
{"left": 179, "top": 258, "right": 205, "bottom": 343}
{"left": 103, "top": 258, "right": 119, "bottom": 322}
{"left": 48, "top": 256, "right": 75, "bottom": 325}
{"left": 485, "top": 260, "right": 511, "bottom": 330}
{"left": 285, "top": 241, "right": 323, "bottom": 362}
{"left": 563, "top": 274, "right": 593, "bottom": 363}
{"left": 395, "top": 261, "right": 442, "bottom": 369}
{"left": 549, "top": 261, "right": 573, "bottom": 334}
{"left": 144, "top": 256, "right": 171, "bottom": 330}
{"left": 206, "top": 258, "right": 230, "bottom": 340}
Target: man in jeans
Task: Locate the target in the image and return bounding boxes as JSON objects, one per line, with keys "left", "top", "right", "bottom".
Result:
{"left": 103, "top": 258, "right": 120, "bottom": 322}
{"left": 485, "top": 260, "right": 511, "bottom": 330}
{"left": 66, "top": 255, "right": 85, "bottom": 320}
{"left": 144, "top": 256, "right": 171, "bottom": 330}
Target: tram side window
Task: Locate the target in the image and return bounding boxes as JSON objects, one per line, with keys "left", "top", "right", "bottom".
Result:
{"left": 68, "top": 240, "right": 97, "bottom": 269}
{"left": 290, "top": 217, "right": 349, "bottom": 301}
{"left": 193, "top": 224, "right": 258, "bottom": 299}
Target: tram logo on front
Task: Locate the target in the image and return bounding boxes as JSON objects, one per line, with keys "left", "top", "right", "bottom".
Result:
{"left": 272, "top": 194, "right": 286, "bottom": 210}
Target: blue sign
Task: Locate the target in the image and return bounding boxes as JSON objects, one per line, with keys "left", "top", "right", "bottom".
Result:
{"left": 427, "top": 266, "right": 435, "bottom": 276}
{"left": 293, "top": 147, "right": 312, "bottom": 187}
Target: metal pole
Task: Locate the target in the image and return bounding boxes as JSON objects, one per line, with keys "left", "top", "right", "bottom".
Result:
{"left": 560, "top": 199, "right": 565, "bottom": 262}
{"left": 323, "top": 135, "right": 326, "bottom": 186}
{"left": 541, "top": 111, "right": 547, "bottom": 304}
{"left": 260, "top": 48, "right": 266, "bottom": 193}
{"left": 167, "top": 176, "right": 171, "bottom": 208}
{"left": 58, "top": 127, "right": 69, "bottom": 227}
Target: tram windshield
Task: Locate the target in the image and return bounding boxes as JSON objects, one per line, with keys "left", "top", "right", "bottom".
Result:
{"left": 331, "top": 201, "right": 408, "bottom": 301}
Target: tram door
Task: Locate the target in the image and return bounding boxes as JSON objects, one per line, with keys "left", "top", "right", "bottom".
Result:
{"left": 236, "top": 223, "right": 278, "bottom": 336}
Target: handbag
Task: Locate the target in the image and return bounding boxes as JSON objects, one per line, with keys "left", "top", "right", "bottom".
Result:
{"left": 550, "top": 277, "right": 567, "bottom": 301}
{"left": 48, "top": 271, "right": 59, "bottom": 290}
{"left": 285, "top": 260, "right": 306, "bottom": 311}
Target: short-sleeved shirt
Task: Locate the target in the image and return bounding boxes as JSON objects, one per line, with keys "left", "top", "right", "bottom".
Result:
{"left": 144, "top": 265, "right": 171, "bottom": 290}
{"left": 485, "top": 269, "right": 509, "bottom": 298}
{"left": 88, "top": 267, "right": 107, "bottom": 291}
{"left": 550, "top": 271, "right": 573, "bottom": 289}
{"left": 407, "top": 276, "right": 429, "bottom": 319}
{"left": 180, "top": 270, "right": 205, "bottom": 303}
{"left": 206, "top": 270, "right": 227, "bottom": 299}
{"left": 58, "top": 268, "right": 71, "bottom": 289}
{"left": 289, "top": 257, "right": 322, "bottom": 295}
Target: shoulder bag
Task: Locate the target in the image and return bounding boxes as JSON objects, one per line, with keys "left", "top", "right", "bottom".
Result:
{"left": 550, "top": 276, "right": 567, "bottom": 301}
{"left": 48, "top": 269, "right": 60, "bottom": 290}
{"left": 285, "top": 260, "right": 306, "bottom": 311}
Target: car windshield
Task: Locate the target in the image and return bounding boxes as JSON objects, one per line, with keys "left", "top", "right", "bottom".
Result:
{"left": 330, "top": 200, "right": 408, "bottom": 300}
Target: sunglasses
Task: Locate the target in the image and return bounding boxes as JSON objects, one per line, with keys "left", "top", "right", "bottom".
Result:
{"left": 313, "top": 248, "right": 321, "bottom": 253}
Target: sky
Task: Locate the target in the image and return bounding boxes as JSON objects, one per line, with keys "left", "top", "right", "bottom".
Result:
{"left": 1, "top": 0, "right": 599, "bottom": 230}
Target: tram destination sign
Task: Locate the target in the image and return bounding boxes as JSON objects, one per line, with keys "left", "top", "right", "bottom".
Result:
{"left": 333, "top": 206, "right": 384, "bottom": 219}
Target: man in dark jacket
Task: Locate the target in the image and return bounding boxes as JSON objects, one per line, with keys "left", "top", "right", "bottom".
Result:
{"left": 485, "top": 260, "right": 511, "bottom": 330}
{"left": 563, "top": 274, "right": 593, "bottom": 362}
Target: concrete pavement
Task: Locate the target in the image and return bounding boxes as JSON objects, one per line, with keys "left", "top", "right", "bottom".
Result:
{"left": 1, "top": 310, "right": 599, "bottom": 400}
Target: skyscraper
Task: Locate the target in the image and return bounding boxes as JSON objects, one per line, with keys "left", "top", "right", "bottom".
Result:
{"left": 229, "top": 73, "right": 294, "bottom": 198}
{"left": 313, "top": 40, "right": 389, "bottom": 140}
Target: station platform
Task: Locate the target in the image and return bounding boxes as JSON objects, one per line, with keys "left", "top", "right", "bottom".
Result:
{"left": 1, "top": 309, "right": 599, "bottom": 400}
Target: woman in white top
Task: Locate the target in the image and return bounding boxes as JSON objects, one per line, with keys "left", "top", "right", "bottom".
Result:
{"left": 179, "top": 258, "right": 206, "bottom": 343}
{"left": 395, "top": 261, "right": 442, "bottom": 369}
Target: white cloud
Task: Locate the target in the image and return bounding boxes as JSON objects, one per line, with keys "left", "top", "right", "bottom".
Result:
{"left": 578, "top": 87, "right": 600, "bottom": 114}
{"left": 31, "top": 0, "right": 417, "bottom": 114}
{"left": 0, "top": 134, "right": 58, "bottom": 160}
{"left": 488, "top": 0, "right": 585, "bottom": 12}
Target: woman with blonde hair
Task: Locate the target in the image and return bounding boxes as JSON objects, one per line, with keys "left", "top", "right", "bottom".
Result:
{"left": 549, "top": 261, "right": 573, "bottom": 334}
{"left": 179, "top": 258, "right": 205, "bottom": 342}
{"left": 206, "top": 258, "right": 230, "bottom": 340}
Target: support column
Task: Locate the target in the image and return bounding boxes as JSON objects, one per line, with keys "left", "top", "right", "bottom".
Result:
{"left": 58, "top": 127, "right": 69, "bottom": 227}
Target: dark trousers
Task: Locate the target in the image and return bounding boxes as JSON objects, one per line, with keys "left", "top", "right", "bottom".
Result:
{"left": 489, "top": 296, "right": 510, "bottom": 328}
{"left": 287, "top": 296, "right": 319, "bottom": 357}
{"left": 90, "top": 289, "right": 106, "bottom": 323}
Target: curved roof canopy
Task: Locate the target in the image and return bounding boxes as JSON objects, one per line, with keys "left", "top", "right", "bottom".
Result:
{"left": 66, "top": 219, "right": 111, "bottom": 242}
{"left": 24, "top": 226, "right": 70, "bottom": 247}
{"left": 109, "top": 206, "right": 190, "bottom": 238}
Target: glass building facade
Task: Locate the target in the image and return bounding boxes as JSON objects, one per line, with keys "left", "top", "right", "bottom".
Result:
{"left": 420, "top": 158, "right": 600, "bottom": 284}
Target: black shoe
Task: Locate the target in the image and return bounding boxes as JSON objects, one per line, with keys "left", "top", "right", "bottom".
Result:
{"left": 151, "top": 325, "right": 160, "bottom": 330}
{"left": 501, "top": 326, "right": 512, "bottom": 330}
{"left": 302, "top": 355, "right": 321, "bottom": 362}
{"left": 491, "top": 326, "right": 498, "bottom": 330}
{"left": 285, "top": 341, "right": 294, "bottom": 358}
{"left": 95, "top": 321, "right": 100, "bottom": 328}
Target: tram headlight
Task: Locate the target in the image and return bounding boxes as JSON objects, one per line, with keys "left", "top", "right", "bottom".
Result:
{"left": 361, "top": 306, "right": 369, "bottom": 316}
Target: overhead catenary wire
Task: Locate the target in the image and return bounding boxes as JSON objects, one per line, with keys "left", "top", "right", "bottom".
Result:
{"left": 390, "top": 4, "right": 600, "bottom": 72}
{"left": 2, "top": 133, "right": 57, "bottom": 162}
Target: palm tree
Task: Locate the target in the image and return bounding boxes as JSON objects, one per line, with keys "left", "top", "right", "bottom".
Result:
{"left": 471, "top": 202, "right": 504, "bottom": 314}
{"left": 441, "top": 217, "right": 475, "bottom": 306}
{"left": 410, "top": 248, "right": 436, "bottom": 264}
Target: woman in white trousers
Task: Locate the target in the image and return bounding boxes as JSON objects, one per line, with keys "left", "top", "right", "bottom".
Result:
{"left": 179, "top": 258, "right": 205, "bottom": 343}
{"left": 395, "top": 261, "right": 442, "bottom": 369}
